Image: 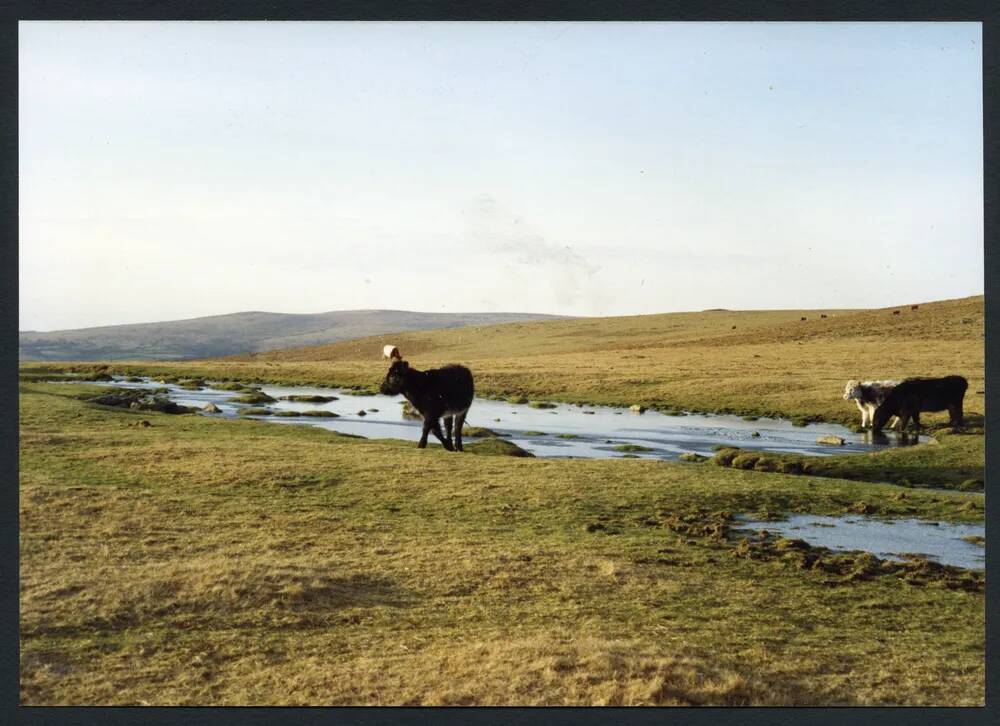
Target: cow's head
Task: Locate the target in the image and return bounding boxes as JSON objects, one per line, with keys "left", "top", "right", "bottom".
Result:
{"left": 380, "top": 359, "right": 409, "bottom": 395}
{"left": 843, "top": 380, "right": 862, "bottom": 401}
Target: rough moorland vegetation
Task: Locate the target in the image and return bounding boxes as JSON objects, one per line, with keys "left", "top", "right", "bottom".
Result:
{"left": 19, "top": 295, "right": 984, "bottom": 705}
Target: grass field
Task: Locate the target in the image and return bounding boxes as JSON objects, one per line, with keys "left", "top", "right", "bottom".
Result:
{"left": 19, "top": 295, "right": 985, "bottom": 705}
{"left": 23, "top": 295, "right": 984, "bottom": 425}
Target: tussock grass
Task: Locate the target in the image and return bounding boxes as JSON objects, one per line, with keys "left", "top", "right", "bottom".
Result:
{"left": 711, "top": 423, "right": 984, "bottom": 491}
{"left": 279, "top": 394, "right": 338, "bottom": 403}
{"left": 613, "top": 444, "right": 654, "bottom": 453}
{"left": 211, "top": 381, "right": 259, "bottom": 391}
{"left": 228, "top": 391, "right": 277, "bottom": 404}
{"left": 463, "top": 439, "right": 534, "bottom": 457}
{"left": 462, "top": 426, "right": 502, "bottom": 438}
{"left": 18, "top": 297, "right": 985, "bottom": 705}
{"left": 19, "top": 382, "right": 984, "bottom": 705}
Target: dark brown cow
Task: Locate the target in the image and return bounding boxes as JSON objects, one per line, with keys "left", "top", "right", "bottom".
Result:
{"left": 872, "top": 376, "right": 967, "bottom": 433}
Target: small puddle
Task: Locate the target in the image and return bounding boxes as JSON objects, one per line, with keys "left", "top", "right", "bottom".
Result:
{"left": 83, "top": 377, "right": 912, "bottom": 462}
{"left": 734, "top": 514, "right": 985, "bottom": 570}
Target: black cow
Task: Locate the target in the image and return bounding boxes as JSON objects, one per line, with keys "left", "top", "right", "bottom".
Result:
{"left": 872, "top": 375, "right": 968, "bottom": 433}
{"left": 379, "top": 360, "right": 474, "bottom": 451}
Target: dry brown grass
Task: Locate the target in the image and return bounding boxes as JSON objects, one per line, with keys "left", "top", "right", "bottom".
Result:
{"left": 28, "top": 295, "right": 983, "bottom": 426}
{"left": 19, "top": 382, "right": 984, "bottom": 706}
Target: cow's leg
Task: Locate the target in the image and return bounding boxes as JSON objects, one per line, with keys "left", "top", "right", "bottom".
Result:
{"left": 949, "top": 401, "right": 964, "bottom": 428}
{"left": 855, "top": 400, "right": 868, "bottom": 427}
{"left": 418, "top": 419, "right": 432, "bottom": 448}
{"left": 866, "top": 404, "right": 878, "bottom": 428}
{"left": 443, "top": 416, "right": 454, "bottom": 447}
{"left": 453, "top": 410, "right": 468, "bottom": 452}
{"left": 428, "top": 418, "right": 454, "bottom": 451}
{"left": 911, "top": 412, "right": 921, "bottom": 433}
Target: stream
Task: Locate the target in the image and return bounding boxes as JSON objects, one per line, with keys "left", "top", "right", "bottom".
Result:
{"left": 92, "top": 376, "right": 912, "bottom": 461}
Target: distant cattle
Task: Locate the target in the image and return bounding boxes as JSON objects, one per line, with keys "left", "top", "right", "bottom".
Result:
{"left": 843, "top": 380, "right": 901, "bottom": 429}
{"left": 379, "top": 360, "right": 474, "bottom": 451}
{"left": 820, "top": 314, "right": 827, "bottom": 319}
{"left": 911, "top": 305, "right": 919, "bottom": 310}
{"left": 383, "top": 344, "right": 402, "bottom": 361}
{"left": 872, "top": 376, "right": 968, "bottom": 433}
{"left": 892, "top": 310, "right": 900, "bottom": 315}
{"left": 800, "top": 317, "right": 807, "bottom": 321}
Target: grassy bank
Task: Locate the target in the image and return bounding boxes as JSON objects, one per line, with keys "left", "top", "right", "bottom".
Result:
{"left": 710, "top": 420, "right": 985, "bottom": 492}
{"left": 19, "top": 382, "right": 984, "bottom": 705}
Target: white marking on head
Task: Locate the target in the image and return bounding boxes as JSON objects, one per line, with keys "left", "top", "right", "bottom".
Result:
{"left": 843, "top": 380, "right": 862, "bottom": 400}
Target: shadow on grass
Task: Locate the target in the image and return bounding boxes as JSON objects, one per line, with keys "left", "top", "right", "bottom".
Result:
{"left": 25, "top": 573, "right": 419, "bottom": 640}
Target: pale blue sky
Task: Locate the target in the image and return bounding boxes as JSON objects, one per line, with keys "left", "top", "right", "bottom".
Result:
{"left": 20, "top": 21, "right": 983, "bottom": 331}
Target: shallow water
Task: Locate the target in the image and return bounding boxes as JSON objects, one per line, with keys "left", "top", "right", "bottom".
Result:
{"left": 88, "top": 376, "right": 911, "bottom": 462}
{"left": 734, "top": 514, "right": 985, "bottom": 570}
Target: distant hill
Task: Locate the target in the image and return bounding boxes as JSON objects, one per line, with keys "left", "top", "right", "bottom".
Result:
{"left": 18, "top": 310, "right": 567, "bottom": 361}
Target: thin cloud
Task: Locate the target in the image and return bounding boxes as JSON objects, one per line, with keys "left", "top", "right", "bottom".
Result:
{"left": 463, "top": 194, "right": 602, "bottom": 309}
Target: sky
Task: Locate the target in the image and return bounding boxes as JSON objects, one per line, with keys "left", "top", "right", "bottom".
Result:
{"left": 19, "top": 21, "right": 983, "bottom": 331}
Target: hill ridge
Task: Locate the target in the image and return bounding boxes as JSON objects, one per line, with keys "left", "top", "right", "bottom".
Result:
{"left": 19, "top": 309, "right": 569, "bottom": 361}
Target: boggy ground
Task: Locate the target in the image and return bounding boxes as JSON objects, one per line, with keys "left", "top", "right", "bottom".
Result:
{"left": 19, "top": 382, "right": 984, "bottom": 706}
{"left": 709, "top": 418, "right": 986, "bottom": 492}
{"left": 22, "top": 295, "right": 986, "bottom": 491}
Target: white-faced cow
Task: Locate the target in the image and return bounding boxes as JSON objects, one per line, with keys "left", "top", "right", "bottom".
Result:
{"left": 843, "top": 380, "right": 900, "bottom": 429}
{"left": 383, "top": 345, "right": 402, "bottom": 361}
{"left": 872, "top": 375, "right": 968, "bottom": 433}
{"left": 379, "top": 359, "right": 474, "bottom": 451}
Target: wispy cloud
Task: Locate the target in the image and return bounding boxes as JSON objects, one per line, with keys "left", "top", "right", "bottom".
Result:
{"left": 463, "top": 194, "right": 602, "bottom": 309}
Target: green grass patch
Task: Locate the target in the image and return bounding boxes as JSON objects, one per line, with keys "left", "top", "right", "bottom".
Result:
{"left": 238, "top": 407, "right": 274, "bottom": 416}
{"left": 710, "top": 428, "right": 983, "bottom": 491}
{"left": 228, "top": 391, "right": 277, "bottom": 404}
{"left": 462, "top": 439, "right": 534, "bottom": 457}
{"left": 212, "top": 381, "right": 260, "bottom": 391}
{"left": 679, "top": 453, "right": 709, "bottom": 463}
{"left": 462, "top": 426, "right": 502, "bottom": 438}
{"left": 612, "top": 444, "right": 654, "bottom": 453}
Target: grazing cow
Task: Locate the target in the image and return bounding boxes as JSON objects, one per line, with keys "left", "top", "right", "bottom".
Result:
{"left": 379, "top": 360, "right": 474, "bottom": 451}
{"left": 872, "top": 375, "right": 968, "bottom": 433}
{"left": 800, "top": 317, "right": 807, "bottom": 321}
{"left": 911, "top": 305, "right": 919, "bottom": 310}
{"left": 843, "top": 380, "right": 901, "bottom": 429}
{"left": 892, "top": 310, "right": 901, "bottom": 315}
{"left": 820, "top": 314, "right": 828, "bottom": 319}
{"left": 382, "top": 345, "right": 402, "bottom": 361}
